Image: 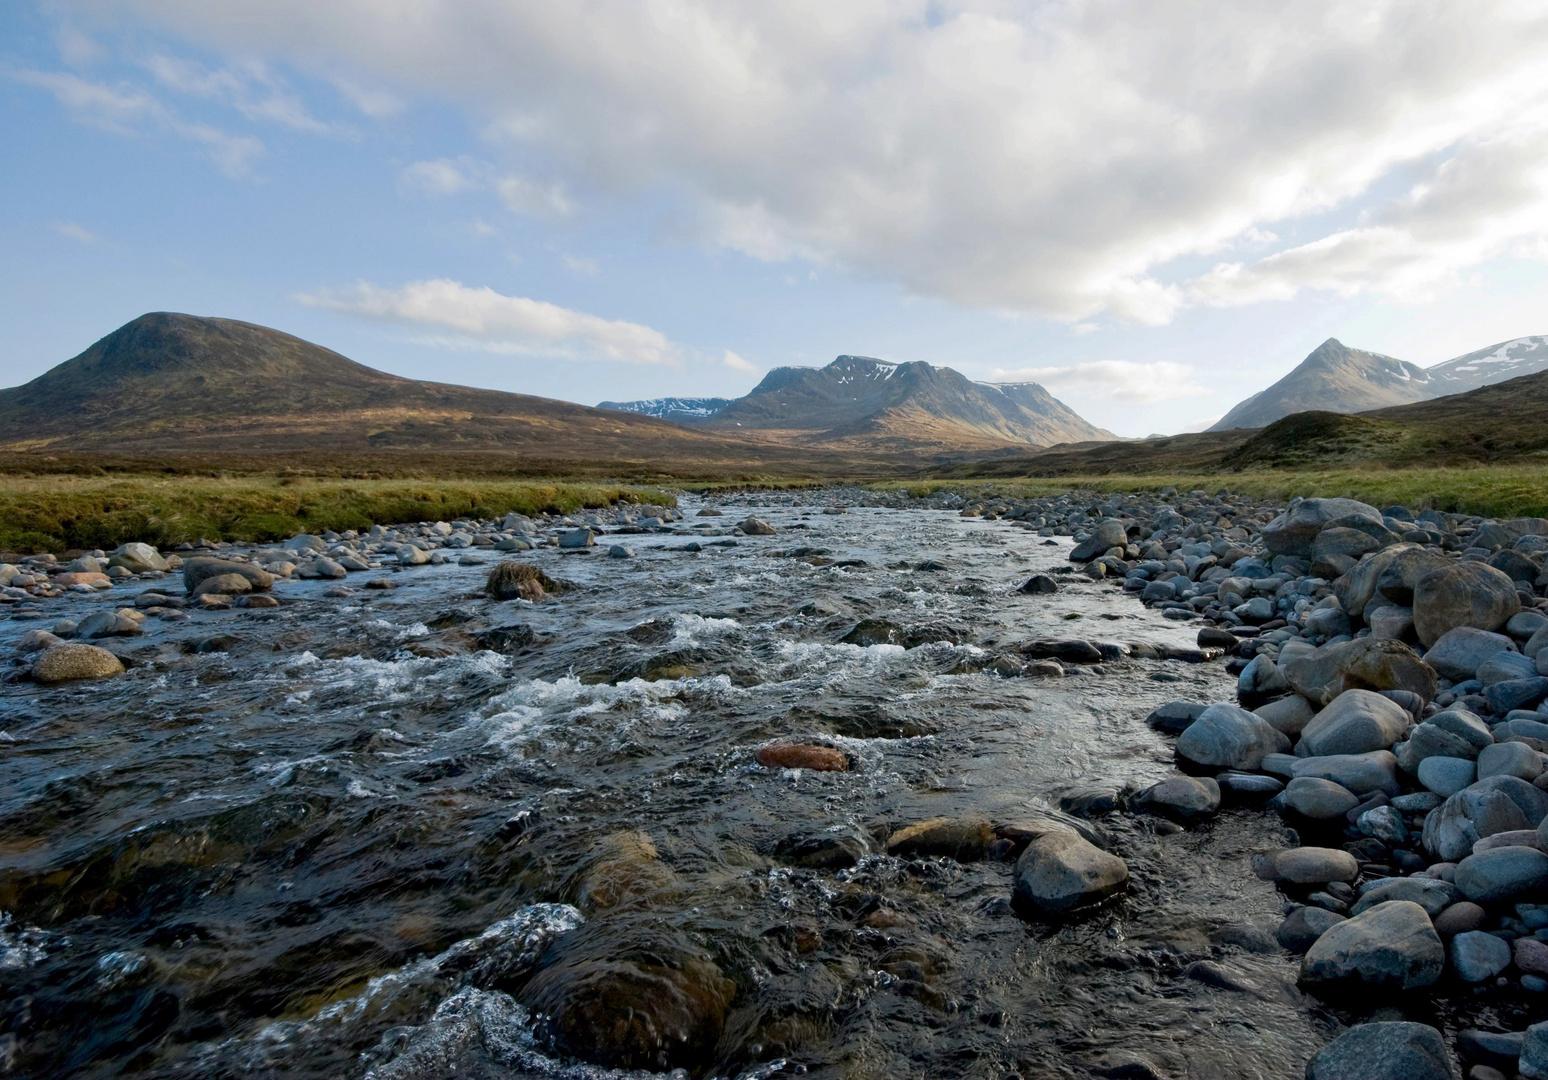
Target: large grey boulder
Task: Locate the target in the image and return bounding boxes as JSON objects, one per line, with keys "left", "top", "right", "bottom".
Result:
{"left": 1175, "top": 703, "right": 1290, "bottom": 771}
{"left": 182, "top": 557, "right": 274, "bottom": 594}
{"left": 1132, "top": 776, "right": 1220, "bottom": 822}
{"left": 1278, "top": 906, "right": 1347, "bottom": 952}
{"left": 1304, "top": 1022, "right": 1459, "bottom": 1080}
{"left": 1454, "top": 845, "right": 1548, "bottom": 903}
{"left": 1251, "top": 847, "right": 1359, "bottom": 885}
{"left": 108, "top": 541, "right": 168, "bottom": 574}
{"left": 1300, "top": 901, "right": 1444, "bottom": 991}
{"left": 1298, "top": 690, "right": 1412, "bottom": 757}
{"left": 1377, "top": 547, "right": 1454, "bottom": 607}
{"left": 1397, "top": 724, "right": 1478, "bottom": 774}
{"left": 1336, "top": 543, "right": 1418, "bottom": 616}
{"left": 1263, "top": 498, "right": 1384, "bottom": 558}
{"left": 1290, "top": 751, "right": 1401, "bottom": 797}
{"left": 1479, "top": 649, "right": 1538, "bottom": 685}
{"left": 1282, "top": 777, "right": 1360, "bottom": 820}
{"left": 1349, "top": 876, "right": 1460, "bottom": 917}
{"left": 1423, "top": 786, "right": 1532, "bottom": 861}
{"left": 1524, "top": 1021, "right": 1548, "bottom": 1080}
{"left": 1526, "top": 623, "right": 1548, "bottom": 659}
{"left": 1450, "top": 930, "right": 1512, "bottom": 983}
{"left": 1282, "top": 638, "right": 1436, "bottom": 707}
{"left": 1013, "top": 831, "right": 1128, "bottom": 914}
{"left": 1424, "top": 627, "right": 1517, "bottom": 681}
{"left": 1417, "top": 756, "right": 1476, "bottom": 798}
{"left": 1069, "top": 519, "right": 1128, "bottom": 561}
{"left": 1413, "top": 561, "right": 1522, "bottom": 647}
{"left": 1478, "top": 741, "right": 1544, "bottom": 782}
{"left": 1256, "top": 694, "right": 1316, "bottom": 736}
{"left": 1473, "top": 774, "right": 1548, "bottom": 826}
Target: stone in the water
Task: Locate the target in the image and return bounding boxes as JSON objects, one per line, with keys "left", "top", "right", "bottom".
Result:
{"left": 558, "top": 528, "right": 596, "bottom": 548}
{"left": 1252, "top": 846, "right": 1359, "bottom": 884}
{"left": 1451, "top": 930, "right": 1512, "bottom": 983}
{"left": 840, "top": 619, "right": 905, "bottom": 647}
{"left": 191, "top": 572, "right": 252, "bottom": 597}
{"left": 608, "top": 545, "right": 635, "bottom": 559}
{"left": 1069, "top": 519, "right": 1127, "bottom": 561}
{"left": 1175, "top": 702, "right": 1290, "bottom": 771}
{"left": 1019, "top": 574, "right": 1058, "bottom": 594}
{"left": 1146, "top": 701, "right": 1206, "bottom": 734}
{"left": 485, "top": 562, "right": 561, "bottom": 601}
{"left": 1012, "top": 831, "right": 1128, "bottom": 915}
{"left": 1453, "top": 845, "right": 1548, "bottom": 903}
{"left": 886, "top": 817, "right": 995, "bottom": 860}
{"left": 1132, "top": 776, "right": 1220, "bottom": 821}
{"left": 1277, "top": 906, "right": 1346, "bottom": 953}
{"left": 182, "top": 557, "right": 273, "bottom": 593}
{"left": 1300, "top": 900, "right": 1444, "bottom": 991}
{"left": 739, "top": 516, "right": 776, "bottom": 536}
{"left": 1304, "top": 1022, "right": 1460, "bottom": 1080}
{"left": 755, "top": 743, "right": 848, "bottom": 772}
{"left": 33, "top": 643, "right": 124, "bottom": 683}
{"left": 520, "top": 921, "right": 735, "bottom": 1072}
{"left": 773, "top": 832, "right": 867, "bottom": 869}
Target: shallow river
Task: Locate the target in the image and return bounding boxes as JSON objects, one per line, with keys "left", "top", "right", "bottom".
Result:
{"left": 1, "top": 498, "right": 1401, "bottom": 1078}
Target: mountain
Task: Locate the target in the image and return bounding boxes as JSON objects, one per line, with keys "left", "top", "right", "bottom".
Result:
{"left": 596, "top": 397, "right": 731, "bottom": 422}
{"left": 698, "top": 355, "right": 1114, "bottom": 449}
{"left": 1210, "top": 334, "right": 1548, "bottom": 432}
{"left": 1424, "top": 335, "right": 1548, "bottom": 393}
{"left": 1209, "top": 339, "right": 1435, "bottom": 431}
{"left": 0, "top": 313, "right": 778, "bottom": 466}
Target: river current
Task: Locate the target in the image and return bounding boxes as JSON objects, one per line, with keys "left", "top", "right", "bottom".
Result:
{"left": 2, "top": 496, "right": 1359, "bottom": 1078}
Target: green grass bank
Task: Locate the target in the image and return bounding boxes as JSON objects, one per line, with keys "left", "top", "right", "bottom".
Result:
{"left": 0, "top": 476, "right": 675, "bottom": 553}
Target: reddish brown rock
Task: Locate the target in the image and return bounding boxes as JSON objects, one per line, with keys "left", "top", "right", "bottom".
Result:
{"left": 53, "top": 571, "right": 111, "bottom": 588}
{"left": 756, "top": 743, "right": 848, "bottom": 771}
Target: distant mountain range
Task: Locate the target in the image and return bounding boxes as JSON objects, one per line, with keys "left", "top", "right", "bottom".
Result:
{"left": 0, "top": 314, "right": 1113, "bottom": 468}
{"left": 594, "top": 397, "right": 732, "bottom": 423}
{"left": 601, "top": 355, "right": 1114, "bottom": 450}
{"left": 1210, "top": 335, "right": 1548, "bottom": 431}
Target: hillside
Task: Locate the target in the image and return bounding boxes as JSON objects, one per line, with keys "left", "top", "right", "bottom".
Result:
{"left": 0, "top": 313, "right": 914, "bottom": 475}
{"left": 1209, "top": 338, "right": 1433, "bottom": 431}
{"left": 1424, "top": 335, "right": 1548, "bottom": 393}
{"left": 700, "top": 355, "right": 1114, "bottom": 449}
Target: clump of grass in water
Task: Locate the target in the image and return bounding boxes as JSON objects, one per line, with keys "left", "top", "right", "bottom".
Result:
{"left": 485, "top": 561, "right": 563, "bottom": 601}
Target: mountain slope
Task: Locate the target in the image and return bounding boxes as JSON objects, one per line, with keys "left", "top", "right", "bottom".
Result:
{"left": 0, "top": 313, "right": 762, "bottom": 460}
{"left": 1209, "top": 339, "right": 1434, "bottom": 431}
{"left": 1424, "top": 335, "right": 1548, "bottom": 393}
{"left": 596, "top": 397, "right": 731, "bottom": 422}
{"left": 701, "top": 355, "right": 1114, "bottom": 448}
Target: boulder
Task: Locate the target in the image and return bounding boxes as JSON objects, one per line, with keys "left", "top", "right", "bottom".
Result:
{"left": 1290, "top": 751, "right": 1401, "bottom": 797}
{"left": 1070, "top": 519, "right": 1128, "bottom": 561}
{"left": 108, "top": 541, "right": 168, "bottom": 574}
{"left": 1478, "top": 740, "right": 1544, "bottom": 782}
{"left": 33, "top": 643, "right": 124, "bottom": 683}
{"left": 1175, "top": 703, "right": 1290, "bottom": 771}
{"left": 1349, "top": 876, "right": 1460, "bottom": 917}
{"left": 1486, "top": 677, "right": 1548, "bottom": 714}
{"left": 1146, "top": 701, "right": 1206, "bottom": 735}
{"left": 1432, "top": 901, "right": 1486, "bottom": 938}
{"left": 1277, "top": 906, "right": 1346, "bottom": 953}
{"left": 182, "top": 557, "right": 274, "bottom": 594}
{"left": 1474, "top": 774, "right": 1548, "bottom": 826}
{"left": 1019, "top": 574, "right": 1059, "bottom": 595}
{"left": 1336, "top": 544, "right": 1418, "bottom": 615}
{"left": 1012, "top": 831, "right": 1129, "bottom": 914}
{"left": 1313, "top": 527, "right": 1382, "bottom": 573}
{"left": 1424, "top": 627, "right": 1518, "bottom": 681}
{"left": 756, "top": 743, "right": 848, "bottom": 772}
{"left": 1251, "top": 847, "right": 1359, "bottom": 885}
{"left": 1304, "top": 1022, "right": 1459, "bottom": 1080}
{"left": 1524, "top": 1022, "right": 1548, "bottom": 1080}
{"left": 1526, "top": 623, "right": 1548, "bottom": 660}
{"left": 1263, "top": 498, "right": 1384, "bottom": 558}
{"left": 1451, "top": 931, "right": 1513, "bottom": 983}
{"left": 1413, "top": 561, "right": 1522, "bottom": 647}
{"left": 1299, "top": 901, "right": 1444, "bottom": 991}
{"left": 1478, "top": 650, "right": 1539, "bottom": 685}
{"left": 1423, "top": 787, "right": 1532, "bottom": 862}
{"left": 1282, "top": 638, "right": 1436, "bottom": 707}
{"left": 885, "top": 817, "right": 995, "bottom": 860}
{"left": 1255, "top": 694, "right": 1316, "bottom": 736}
{"left": 558, "top": 528, "right": 596, "bottom": 549}
{"left": 1417, "top": 756, "right": 1476, "bottom": 798}
{"left": 1453, "top": 845, "right": 1548, "bottom": 903}
{"left": 1282, "top": 777, "right": 1360, "bottom": 820}
{"left": 739, "top": 516, "right": 776, "bottom": 536}
{"left": 1132, "top": 776, "right": 1221, "bottom": 822}
{"left": 1377, "top": 547, "right": 1454, "bottom": 607}
{"left": 519, "top": 922, "right": 734, "bottom": 1072}
{"left": 1298, "top": 690, "right": 1412, "bottom": 757}
{"left": 1369, "top": 606, "right": 1416, "bottom": 642}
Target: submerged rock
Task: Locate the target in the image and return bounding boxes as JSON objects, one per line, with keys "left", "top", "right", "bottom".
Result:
{"left": 33, "top": 643, "right": 124, "bottom": 683}
{"left": 1013, "top": 831, "right": 1128, "bottom": 915}
{"left": 755, "top": 743, "right": 848, "bottom": 772}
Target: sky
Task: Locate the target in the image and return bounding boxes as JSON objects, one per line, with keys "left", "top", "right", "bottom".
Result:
{"left": 4, "top": 1, "right": 1548, "bottom": 437}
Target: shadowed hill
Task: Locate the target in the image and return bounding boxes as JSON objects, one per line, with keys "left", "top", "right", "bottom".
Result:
{"left": 1209, "top": 338, "right": 1433, "bottom": 431}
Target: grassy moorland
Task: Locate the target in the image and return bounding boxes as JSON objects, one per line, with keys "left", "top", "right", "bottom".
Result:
{"left": 885, "top": 464, "right": 1548, "bottom": 520}
{"left": 0, "top": 474, "right": 675, "bottom": 554}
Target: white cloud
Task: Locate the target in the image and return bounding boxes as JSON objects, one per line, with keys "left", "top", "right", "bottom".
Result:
{"left": 497, "top": 175, "right": 574, "bottom": 218}
{"left": 56, "top": 222, "right": 100, "bottom": 243}
{"left": 992, "top": 360, "right": 1210, "bottom": 403}
{"left": 561, "top": 253, "right": 599, "bottom": 277}
{"left": 331, "top": 77, "right": 403, "bottom": 118}
{"left": 297, "top": 278, "right": 680, "bottom": 365}
{"left": 50, "top": 1, "right": 1548, "bottom": 320}
{"left": 721, "top": 349, "right": 756, "bottom": 373}
{"left": 11, "top": 68, "right": 264, "bottom": 176}
{"left": 400, "top": 156, "right": 488, "bottom": 195}
{"left": 146, "top": 54, "right": 334, "bottom": 134}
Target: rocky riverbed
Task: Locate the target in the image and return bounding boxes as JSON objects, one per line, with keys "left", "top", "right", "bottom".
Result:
{"left": 3, "top": 487, "right": 1548, "bottom": 1078}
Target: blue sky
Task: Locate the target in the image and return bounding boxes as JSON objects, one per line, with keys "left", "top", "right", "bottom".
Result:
{"left": 4, "top": 2, "right": 1548, "bottom": 437}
